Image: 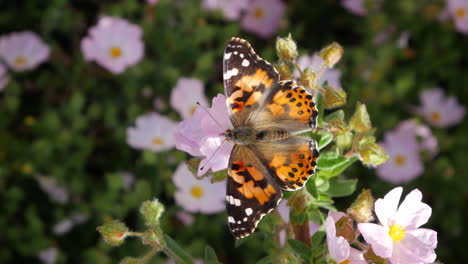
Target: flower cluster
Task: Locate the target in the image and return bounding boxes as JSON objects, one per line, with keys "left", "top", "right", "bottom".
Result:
{"left": 325, "top": 187, "right": 437, "bottom": 264}
{"left": 378, "top": 88, "right": 464, "bottom": 184}
{"left": 202, "top": 0, "right": 286, "bottom": 38}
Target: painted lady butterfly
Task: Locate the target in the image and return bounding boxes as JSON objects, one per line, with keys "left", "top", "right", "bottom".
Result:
{"left": 222, "top": 37, "right": 319, "bottom": 238}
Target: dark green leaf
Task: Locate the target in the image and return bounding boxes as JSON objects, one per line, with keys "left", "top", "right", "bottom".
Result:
{"left": 306, "top": 178, "right": 318, "bottom": 198}
{"left": 317, "top": 155, "right": 359, "bottom": 178}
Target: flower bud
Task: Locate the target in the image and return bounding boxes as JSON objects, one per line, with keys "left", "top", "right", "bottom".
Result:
{"left": 276, "top": 34, "right": 298, "bottom": 62}
{"left": 322, "top": 86, "right": 347, "bottom": 109}
{"left": 319, "top": 42, "right": 343, "bottom": 68}
{"left": 336, "top": 131, "right": 353, "bottom": 149}
{"left": 357, "top": 137, "right": 389, "bottom": 167}
{"left": 276, "top": 61, "right": 292, "bottom": 79}
{"left": 335, "top": 216, "right": 355, "bottom": 242}
{"left": 140, "top": 199, "right": 165, "bottom": 227}
{"left": 97, "top": 220, "right": 128, "bottom": 246}
{"left": 301, "top": 67, "right": 317, "bottom": 90}
{"left": 347, "top": 189, "right": 375, "bottom": 223}
{"left": 349, "top": 102, "right": 372, "bottom": 133}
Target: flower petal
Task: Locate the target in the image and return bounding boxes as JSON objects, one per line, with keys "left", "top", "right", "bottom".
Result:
{"left": 358, "top": 223, "right": 393, "bottom": 258}
{"left": 375, "top": 187, "right": 403, "bottom": 227}
{"left": 395, "top": 189, "right": 432, "bottom": 229}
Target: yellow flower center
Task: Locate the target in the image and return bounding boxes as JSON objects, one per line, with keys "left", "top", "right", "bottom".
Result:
{"left": 190, "top": 185, "right": 203, "bottom": 198}
{"left": 14, "top": 56, "right": 27, "bottom": 66}
{"left": 109, "top": 46, "right": 122, "bottom": 58}
{"left": 394, "top": 154, "right": 406, "bottom": 167}
{"left": 152, "top": 138, "right": 164, "bottom": 145}
{"left": 430, "top": 111, "right": 441, "bottom": 122}
{"left": 339, "top": 260, "right": 351, "bottom": 264}
{"left": 253, "top": 8, "right": 265, "bottom": 19}
{"left": 190, "top": 105, "right": 198, "bottom": 116}
{"left": 456, "top": 7, "right": 466, "bottom": 18}
{"left": 389, "top": 224, "right": 406, "bottom": 241}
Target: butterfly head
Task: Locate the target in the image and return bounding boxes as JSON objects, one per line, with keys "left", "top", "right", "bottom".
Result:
{"left": 223, "top": 128, "right": 257, "bottom": 145}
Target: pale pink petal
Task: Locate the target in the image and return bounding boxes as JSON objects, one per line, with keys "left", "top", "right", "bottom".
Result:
{"left": 241, "top": 0, "right": 286, "bottom": 39}
{"left": 170, "top": 78, "right": 208, "bottom": 120}
{"left": 197, "top": 136, "right": 233, "bottom": 176}
{"left": 326, "top": 216, "right": 350, "bottom": 263}
{"left": 348, "top": 248, "right": 367, "bottom": 264}
{"left": 174, "top": 107, "right": 206, "bottom": 156}
{"left": 358, "top": 223, "right": 393, "bottom": 258}
{"left": 329, "top": 211, "right": 347, "bottom": 223}
{"left": 38, "top": 247, "right": 58, "bottom": 264}
{"left": 391, "top": 229, "right": 437, "bottom": 264}
{"left": 394, "top": 189, "right": 432, "bottom": 229}
{"left": 0, "top": 31, "right": 50, "bottom": 71}
{"left": 375, "top": 187, "right": 403, "bottom": 227}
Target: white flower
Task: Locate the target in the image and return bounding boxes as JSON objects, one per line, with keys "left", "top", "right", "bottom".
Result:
{"left": 173, "top": 163, "right": 225, "bottom": 214}
{"left": 358, "top": 187, "right": 437, "bottom": 264}
{"left": 126, "top": 112, "right": 177, "bottom": 152}
{"left": 447, "top": 0, "right": 468, "bottom": 34}
{"left": 170, "top": 77, "right": 208, "bottom": 120}
{"left": 81, "top": 16, "right": 144, "bottom": 74}
{"left": 0, "top": 31, "right": 50, "bottom": 72}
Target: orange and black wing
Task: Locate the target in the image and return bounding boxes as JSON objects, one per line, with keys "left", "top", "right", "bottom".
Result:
{"left": 254, "top": 136, "right": 319, "bottom": 191}
{"left": 226, "top": 145, "right": 282, "bottom": 239}
{"left": 223, "top": 37, "right": 279, "bottom": 127}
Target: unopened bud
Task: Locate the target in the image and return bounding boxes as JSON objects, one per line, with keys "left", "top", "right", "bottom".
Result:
{"left": 276, "top": 34, "right": 298, "bottom": 61}
{"left": 140, "top": 199, "right": 165, "bottom": 227}
{"left": 363, "top": 248, "right": 388, "bottom": 264}
{"left": 97, "top": 220, "right": 128, "bottom": 246}
{"left": 357, "top": 137, "right": 389, "bottom": 167}
{"left": 336, "top": 131, "right": 353, "bottom": 149}
{"left": 319, "top": 42, "right": 343, "bottom": 68}
{"left": 347, "top": 189, "right": 375, "bottom": 223}
{"left": 335, "top": 216, "right": 355, "bottom": 242}
{"left": 302, "top": 67, "right": 317, "bottom": 90}
{"left": 349, "top": 102, "right": 372, "bottom": 133}
{"left": 322, "top": 86, "right": 347, "bottom": 109}
{"left": 276, "top": 61, "right": 292, "bottom": 79}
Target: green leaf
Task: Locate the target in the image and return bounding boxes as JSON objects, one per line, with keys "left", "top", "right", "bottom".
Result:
{"left": 305, "top": 178, "right": 318, "bottom": 198}
{"left": 317, "top": 155, "right": 359, "bottom": 178}
{"left": 163, "top": 235, "right": 194, "bottom": 264}
{"left": 310, "top": 231, "right": 326, "bottom": 255}
{"left": 287, "top": 239, "right": 311, "bottom": 261}
{"left": 324, "top": 110, "right": 344, "bottom": 122}
{"left": 318, "top": 133, "right": 333, "bottom": 150}
{"left": 234, "top": 232, "right": 261, "bottom": 248}
{"left": 324, "top": 178, "right": 357, "bottom": 197}
{"left": 204, "top": 246, "right": 220, "bottom": 264}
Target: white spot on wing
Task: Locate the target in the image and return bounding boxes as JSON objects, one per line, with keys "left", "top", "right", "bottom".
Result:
{"left": 242, "top": 59, "right": 250, "bottom": 67}
{"left": 245, "top": 208, "right": 253, "bottom": 216}
{"left": 223, "top": 68, "right": 239, "bottom": 80}
{"left": 228, "top": 216, "right": 235, "bottom": 223}
{"left": 234, "top": 198, "right": 241, "bottom": 206}
{"left": 224, "top": 52, "right": 232, "bottom": 60}
{"left": 243, "top": 217, "right": 248, "bottom": 222}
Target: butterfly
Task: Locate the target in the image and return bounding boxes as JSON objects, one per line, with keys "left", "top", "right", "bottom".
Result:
{"left": 222, "top": 37, "right": 319, "bottom": 238}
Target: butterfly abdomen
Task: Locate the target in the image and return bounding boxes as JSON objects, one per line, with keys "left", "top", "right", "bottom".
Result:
{"left": 255, "top": 129, "right": 289, "bottom": 142}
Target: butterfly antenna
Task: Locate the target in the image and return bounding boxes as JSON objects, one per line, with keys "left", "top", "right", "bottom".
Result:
{"left": 199, "top": 138, "right": 227, "bottom": 172}
{"left": 196, "top": 101, "right": 226, "bottom": 131}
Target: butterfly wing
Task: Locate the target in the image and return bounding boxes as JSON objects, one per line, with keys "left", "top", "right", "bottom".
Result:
{"left": 254, "top": 136, "right": 319, "bottom": 191}
{"left": 226, "top": 145, "right": 283, "bottom": 238}
{"left": 223, "top": 37, "right": 279, "bottom": 127}
{"left": 252, "top": 80, "right": 319, "bottom": 134}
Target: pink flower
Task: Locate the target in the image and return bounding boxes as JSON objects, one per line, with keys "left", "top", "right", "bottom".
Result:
{"left": 38, "top": 247, "right": 58, "bottom": 264}
{"left": 81, "top": 16, "right": 144, "bottom": 74}
{"left": 174, "top": 94, "right": 233, "bottom": 176}
{"left": 295, "top": 54, "right": 342, "bottom": 90}
{"left": 202, "top": 0, "right": 249, "bottom": 21}
{"left": 170, "top": 78, "right": 208, "bottom": 120}
{"left": 0, "top": 31, "right": 50, "bottom": 72}
{"left": 326, "top": 212, "right": 366, "bottom": 264}
{"left": 358, "top": 187, "right": 437, "bottom": 264}
{"left": 341, "top": 0, "right": 367, "bottom": 16}
{"left": 396, "top": 120, "right": 438, "bottom": 158}
{"left": 447, "top": 0, "right": 468, "bottom": 34}
{"left": 173, "top": 163, "right": 226, "bottom": 214}
{"left": 414, "top": 88, "right": 465, "bottom": 128}
{"left": 36, "top": 175, "right": 69, "bottom": 205}
{"left": 0, "top": 63, "right": 8, "bottom": 91}
{"left": 377, "top": 130, "right": 424, "bottom": 184}
{"left": 241, "top": 0, "right": 286, "bottom": 39}
{"left": 127, "top": 112, "right": 177, "bottom": 152}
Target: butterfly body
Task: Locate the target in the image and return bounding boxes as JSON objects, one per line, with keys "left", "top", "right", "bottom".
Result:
{"left": 222, "top": 37, "right": 319, "bottom": 238}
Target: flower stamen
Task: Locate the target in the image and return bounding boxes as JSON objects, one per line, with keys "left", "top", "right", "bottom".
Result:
{"left": 389, "top": 224, "right": 406, "bottom": 241}
{"left": 394, "top": 155, "right": 406, "bottom": 167}
{"left": 14, "top": 56, "right": 27, "bottom": 66}
{"left": 456, "top": 7, "right": 466, "bottom": 18}
{"left": 152, "top": 138, "right": 164, "bottom": 145}
{"left": 190, "top": 185, "right": 203, "bottom": 199}
{"left": 253, "top": 8, "right": 265, "bottom": 19}
{"left": 109, "top": 46, "right": 122, "bottom": 58}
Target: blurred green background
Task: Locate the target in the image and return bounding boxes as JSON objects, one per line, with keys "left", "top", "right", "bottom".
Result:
{"left": 0, "top": 0, "right": 467, "bottom": 263}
